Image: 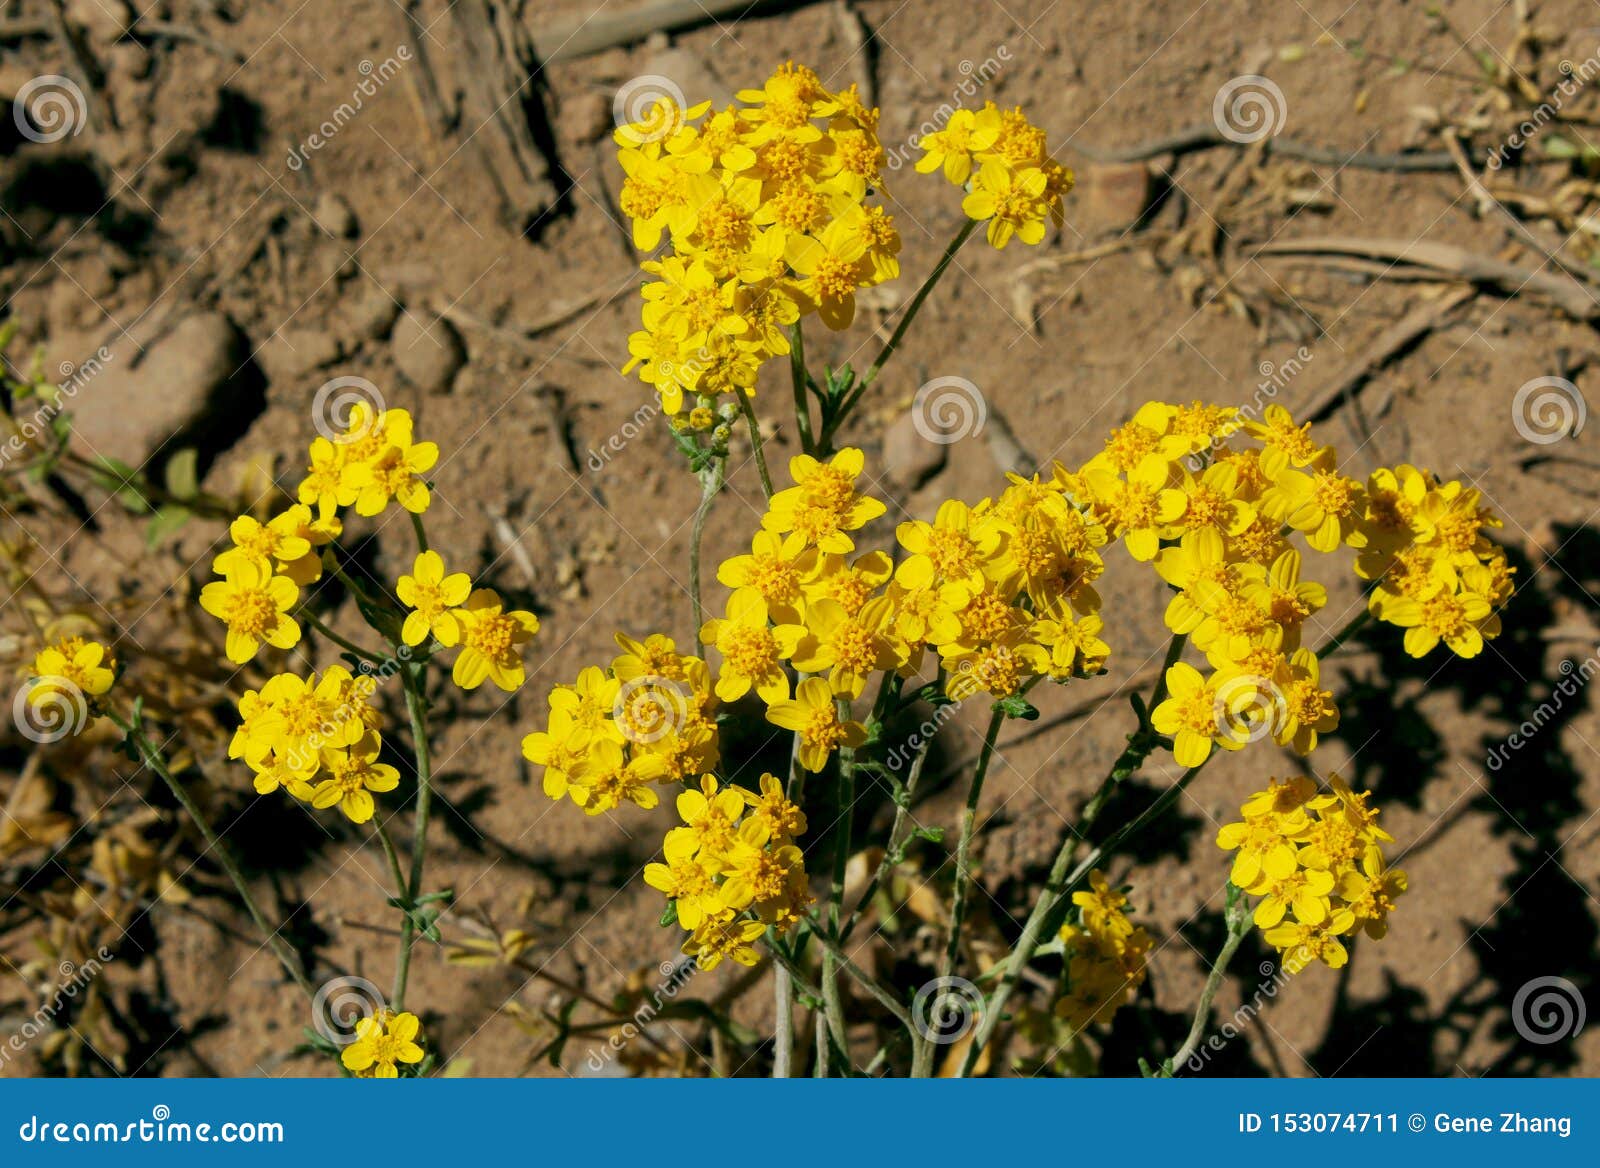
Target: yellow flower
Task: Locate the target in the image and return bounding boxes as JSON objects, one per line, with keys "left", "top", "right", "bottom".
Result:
{"left": 341, "top": 1010, "right": 424, "bottom": 1077}
{"left": 761, "top": 448, "right": 886, "bottom": 553}
{"left": 568, "top": 740, "right": 664, "bottom": 815}
{"left": 521, "top": 706, "right": 586, "bottom": 801}
{"left": 764, "top": 676, "right": 866, "bottom": 771}
{"left": 914, "top": 105, "right": 1003, "bottom": 183}
{"left": 791, "top": 597, "right": 902, "bottom": 698}
{"left": 1379, "top": 569, "right": 1499, "bottom": 658}
{"left": 785, "top": 218, "right": 868, "bottom": 328}
{"left": 396, "top": 550, "right": 472, "bottom": 647}
{"left": 1338, "top": 847, "right": 1408, "bottom": 940}
{"left": 743, "top": 772, "right": 807, "bottom": 841}
{"left": 30, "top": 636, "right": 115, "bottom": 700}
{"left": 682, "top": 917, "right": 766, "bottom": 970}
{"left": 1262, "top": 912, "right": 1356, "bottom": 974}
{"left": 1261, "top": 459, "right": 1367, "bottom": 553}
{"left": 961, "top": 160, "right": 1052, "bottom": 249}
{"left": 643, "top": 830, "right": 727, "bottom": 930}
{"left": 1084, "top": 456, "right": 1183, "bottom": 562}
{"left": 310, "top": 732, "right": 400, "bottom": 824}
{"left": 673, "top": 775, "right": 748, "bottom": 862}
{"left": 699, "top": 591, "right": 803, "bottom": 704}
{"left": 200, "top": 558, "right": 301, "bottom": 664}
{"left": 213, "top": 511, "right": 312, "bottom": 580}
{"left": 451, "top": 589, "right": 539, "bottom": 691}
{"left": 547, "top": 666, "right": 623, "bottom": 749}
{"left": 1149, "top": 662, "right": 1253, "bottom": 768}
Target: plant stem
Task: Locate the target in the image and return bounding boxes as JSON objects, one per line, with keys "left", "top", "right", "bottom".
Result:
{"left": 820, "top": 696, "right": 858, "bottom": 1059}
{"left": 1165, "top": 885, "right": 1251, "bottom": 1075}
{"left": 297, "top": 609, "right": 388, "bottom": 665}
{"left": 788, "top": 320, "right": 814, "bottom": 455}
{"left": 110, "top": 712, "right": 316, "bottom": 999}
{"left": 773, "top": 964, "right": 794, "bottom": 1078}
{"left": 688, "top": 454, "right": 726, "bottom": 636}
{"left": 410, "top": 510, "right": 431, "bottom": 554}
{"left": 737, "top": 392, "right": 775, "bottom": 502}
{"left": 822, "top": 218, "right": 978, "bottom": 448}
{"left": 940, "top": 703, "right": 1006, "bottom": 981}
{"left": 392, "top": 661, "right": 433, "bottom": 1013}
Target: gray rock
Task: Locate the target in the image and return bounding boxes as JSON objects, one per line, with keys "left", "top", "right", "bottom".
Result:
{"left": 312, "top": 192, "right": 358, "bottom": 239}
{"left": 65, "top": 312, "right": 264, "bottom": 469}
{"left": 883, "top": 409, "right": 948, "bottom": 490}
{"left": 391, "top": 310, "right": 466, "bottom": 394}
{"left": 1081, "top": 162, "right": 1154, "bottom": 231}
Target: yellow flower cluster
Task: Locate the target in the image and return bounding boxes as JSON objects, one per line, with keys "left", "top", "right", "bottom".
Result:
{"left": 341, "top": 1009, "right": 425, "bottom": 1078}
{"left": 397, "top": 551, "right": 539, "bottom": 692}
{"left": 916, "top": 101, "right": 1073, "bottom": 248}
{"left": 522, "top": 633, "right": 720, "bottom": 815}
{"left": 229, "top": 665, "right": 395, "bottom": 823}
{"left": 201, "top": 403, "right": 436, "bottom": 665}
{"left": 645, "top": 773, "right": 810, "bottom": 970}
{"left": 1217, "top": 774, "right": 1407, "bottom": 973}
{"left": 706, "top": 448, "right": 1112, "bottom": 772}
{"left": 1054, "top": 870, "right": 1151, "bottom": 1030}
{"left": 1060, "top": 400, "right": 1507, "bottom": 770}
{"left": 1356, "top": 464, "right": 1510, "bottom": 657}
{"left": 616, "top": 63, "right": 899, "bottom": 414}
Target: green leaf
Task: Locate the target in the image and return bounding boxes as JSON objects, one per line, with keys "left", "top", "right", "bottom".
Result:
{"left": 658, "top": 900, "right": 679, "bottom": 927}
{"left": 163, "top": 448, "right": 199, "bottom": 500}
{"left": 995, "top": 694, "right": 1039, "bottom": 720}
{"left": 145, "top": 504, "right": 192, "bottom": 547}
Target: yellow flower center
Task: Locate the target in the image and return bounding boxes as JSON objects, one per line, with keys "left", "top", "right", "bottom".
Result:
{"left": 923, "top": 526, "right": 979, "bottom": 580}
{"left": 466, "top": 611, "right": 517, "bottom": 659}
{"left": 810, "top": 253, "right": 859, "bottom": 301}
{"left": 802, "top": 706, "right": 849, "bottom": 752}
{"left": 1310, "top": 471, "right": 1357, "bottom": 517}
{"left": 723, "top": 623, "right": 779, "bottom": 677}
{"left": 224, "top": 587, "right": 281, "bottom": 639}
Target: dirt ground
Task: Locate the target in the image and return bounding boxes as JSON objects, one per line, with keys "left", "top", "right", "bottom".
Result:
{"left": 3, "top": 0, "right": 1600, "bottom": 1077}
